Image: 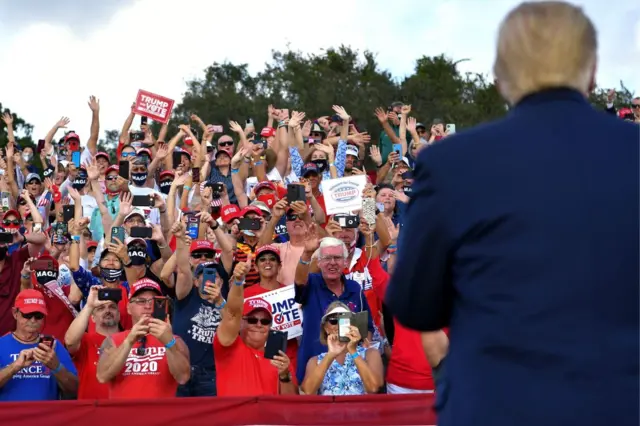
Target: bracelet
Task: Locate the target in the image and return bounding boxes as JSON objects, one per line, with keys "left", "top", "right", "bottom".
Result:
{"left": 349, "top": 352, "right": 360, "bottom": 362}
{"left": 215, "top": 300, "right": 227, "bottom": 309}
{"left": 165, "top": 337, "right": 177, "bottom": 349}
{"left": 184, "top": 185, "right": 191, "bottom": 191}
{"left": 21, "top": 273, "right": 30, "bottom": 280}
{"left": 234, "top": 279, "right": 245, "bottom": 287}
{"left": 329, "top": 163, "right": 335, "bottom": 167}
{"left": 157, "top": 242, "right": 168, "bottom": 249}
{"left": 254, "top": 161, "right": 263, "bottom": 166}
{"left": 387, "top": 244, "right": 397, "bottom": 250}
{"left": 50, "top": 363, "right": 63, "bottom": 374}
{"left": 231, "top": 168, "right": 239, "bottom": 174}
{"left": 71, "top": 235, "right": 80, "bottom": 243}
{"left": 299, "top": 258, "right": 311, "bottom": 266}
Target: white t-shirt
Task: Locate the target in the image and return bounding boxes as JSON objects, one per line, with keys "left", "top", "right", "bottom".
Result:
{"left": 69, "top": 194, "right": 98, "bottom": 224}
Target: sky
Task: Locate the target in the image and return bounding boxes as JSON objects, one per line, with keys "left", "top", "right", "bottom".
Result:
{"left": 0, "top": 0, "right": 638, "bottom": 142}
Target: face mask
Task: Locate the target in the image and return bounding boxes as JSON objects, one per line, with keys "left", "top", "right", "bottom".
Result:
{"left": 242, "top": 230, "right": 256, "bottom": 237}
{"left": 311, "top": 159, "right": 328, "bottom": 173}
{"left": 0, "top": 246, "right": 7, "bottom": 260}
{"left": 72, "top": 177, "right": 87, "bottom": 190}
{"left": 100, "top": 267, "right": 123, "bottom": 283}
{"left": 128, "top": 247, "right": 147, "bottom": 265}
{"left": 35, "top": 269, "right": 59, "bottom": 286}
{"left": 131, "top": 172, "right": 147, "bottom": 186}
{"left": 23, "top": 153, "right": 33, "bottom": 163}
{"left": 159, "top": 180, "right": 173, "bottom": 195}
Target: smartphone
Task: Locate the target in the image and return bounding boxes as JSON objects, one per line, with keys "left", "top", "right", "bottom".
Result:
{"left": 446, "top": 123, "right": 456, "bottom": 134}
{"left": 129, "top": 226, "right": 152, "bottom": 239}
{"left": 130, "top": 131, "right": 145, "bottom": 142}
{"left": 238, "top": 218, "right": 261, "bottom": 231}
{"left": 212, "top": 125, "right": 223, "bottom": 133}
{"left": 401, "top": 170, "right": 414, "bottom": 180}
{"left": 0, "top": 232, "right": 14, "bottom": 244}
{"left": 0, "top": 191, "right": 10, "bottom": 212}
{"left": 392, "top": 143, "right": 402, "bottom": 156}
{"left": 192, "top": 168, "right": 200, "bottom": 183}
{"left": 201, "top": 267, "right": 217, "bottom": 294}
{"left": 338, "top": 314, "right": 351, "bottom": 343}
{"left": 36, "top": 139, "right": 46, "bottom": 154}
{"left": 132, "top": 195, "right": 154, "bottom": 208}
{"left": 111, "top": 226, "right": 125, "bottom": 244}
{"left": 98, "top": 288, "right": 122, "bottom": 303}
{"left": 118, "top": 160, "right": 129, "bottom": 179}
{"left": 336, "top": 215, "right": 360, "bottom": 229}
{"left": 186, "top": 215, "right": 200, "bottom": 239}
{"left": 141, "top": 116, "right": 148, "bottom": 126}
{"left": 287, "top": 184, "right": 306, "bottom": 203}
{"left": 31, "top": 259, "right": 54, "bottom": 271}
{"left": 62, "top": 205, "right": 75, "bottom": 223}
{"left": 264, "top": 330, "right": 288, "bottom": 360}
{"left": 152, "top": 297, "right": 168, "bottom": 321}
{"left": 352, "top": 311, "right": 368, "bottom": 343}
{"left": 209, "top": 182, "right": 224, "bottom": 194}
{"left": 362, "top": 198, "right": 377, "bottom": 226}
{"left": 38, "top": 335, "right": 55, "bottom": 348}
{"left": 172, "top": 151, "right": 182, "bottom": 170}
{"left": 72, "top": 151, "right": 81, "bottom": 168}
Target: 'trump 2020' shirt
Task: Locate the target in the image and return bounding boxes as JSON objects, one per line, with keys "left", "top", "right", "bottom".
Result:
{"left": 0, "top": 334, "right": 77, "bottom": 401}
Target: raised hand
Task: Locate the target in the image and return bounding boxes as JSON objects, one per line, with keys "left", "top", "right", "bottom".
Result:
{"left": 369, "top": 145, "right": 382, "bottom": 166}
{"left": 288, "top": 111, "right": 306, "bottom": 128}
{"left": 56, "top": 117, "right": 70, "bottom": 129}
{"left": 270, "top": 351, "right": 291, "bottom": 377}
{"left": 407, "top": 117, "right": 417, "bottom": 132}
{"left": 68, "top": 187, "right": 81, "bottom": 201}
{"left": 1, "top": 112, "right": 13, "bottom": 126}
{"left": 303, "top": 223, "right": 320, "bottom": 254}
{"left": 229, "top": 121, "right": 244, "bottom": 135}
{"left": 86, "top": 158, "right": 100, "bottom": 181}
{"left": 88, "top": 96, "right": 100, "bottom": 112}
{"left": 374, "top": 107, "right": 388, "bottom": 123}
{"left": 346, "top": 325, "right": 362, "bottom": 352}
{"left": 148, "top": 317, "right": 174, "bottom": 345}
{"left": 232, "top": 253, "right": 252, "bottom": 282}
{"left": 301, "top": 120, "right": 312, "bottom": 138}
{"left": 327, "top": 333, "right": 347, "bottom": 357}
{"left": 332, "top": 105, "right": 350, "bottom": 121}
{"left": 119, "top": 192, "right": 133, "bottom": 217}
{"left": 170, "top": 219, "right": 186, "bottom": 239}
{"left": 400, "top": 104, "right": 412, "bottom": 115}
{"left": 351, "top": 132, "right": 371, "bottom": 146}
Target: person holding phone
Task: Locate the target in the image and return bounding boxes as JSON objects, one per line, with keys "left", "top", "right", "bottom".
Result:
{"left": 0, "top": 289, "right": 78, "bottom": 401}
{"left": 233, "top": 206, "right": 266, "bottom": 287}
{"left": 214, "top": 255, "right": 297, "bottom": 396}
{"left": 64, "top": 286, "right": 121, "bottom": 400}
{"left": 96, "top": 278, "right": 191, "bottom": 398}
{"left": 301, "top": 302, "right": 383, "bottom": 395}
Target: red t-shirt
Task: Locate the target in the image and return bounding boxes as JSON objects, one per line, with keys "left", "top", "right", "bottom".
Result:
{"left": 344, "top": 251, "right": 388, "bottom": 332}
{"left": 109, "top": 331, "right": 178, "bottom": 399}
{"left": 386, "top": 320, "right": 434, "bottom": 391}
{"left": 73, "top": 333, "right": 110, "bottom": 399}
{"left": 244, "top": 283, "right": 299, "bottom": 376}
{"left": 33, "top": 283, "right": 75, "bottom": 342}
{"left": 0, "top": 246, "right": 30, "bottom": 336}
{"left": 214, "top": 334, "right": 294, "bottom": 397}
{"left": 88, "top": 287, "right": 132, "bottom": 333}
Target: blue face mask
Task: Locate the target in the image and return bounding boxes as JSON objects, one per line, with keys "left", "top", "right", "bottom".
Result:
{"left": 131, "top": 172, "right": 147, "bottom": 186}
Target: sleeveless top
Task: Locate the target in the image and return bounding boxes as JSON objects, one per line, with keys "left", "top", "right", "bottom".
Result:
{"left": 317, "top": 347, "right": 368, "bottom": 396}
{"left": 108, "top": 331, "right": 178, "bottom": 399}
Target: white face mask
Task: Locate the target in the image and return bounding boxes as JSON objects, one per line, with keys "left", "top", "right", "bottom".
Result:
{"left": 22, "top": 153, "right": 33, "bottom": 163}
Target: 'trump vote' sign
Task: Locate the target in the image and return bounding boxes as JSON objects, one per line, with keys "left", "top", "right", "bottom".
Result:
{"left": 321, "top": 174, "right": 367, "bottom": 215}
{"left": 245, "top": 285, "right": 303, "bottom": 339}
{"left": 134, "top": 90, "right": 175, "bottom": 123}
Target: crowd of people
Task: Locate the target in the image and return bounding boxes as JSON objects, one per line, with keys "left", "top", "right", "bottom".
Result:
{"left": 0, "top": 82, "right": 637, "bottom": 402}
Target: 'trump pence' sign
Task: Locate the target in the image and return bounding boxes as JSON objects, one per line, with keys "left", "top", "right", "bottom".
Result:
{"left": 134, "top": 90, "right": 175, "bottom": 123}
{"left": 245, "top": 285, "right": 303, "bottom": 339}
{"left": 321, "top": 174, "right": 367, "bottom": 215}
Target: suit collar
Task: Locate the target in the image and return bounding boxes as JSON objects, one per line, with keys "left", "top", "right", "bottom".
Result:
{"left": 514, "top": 87, "right": 588, "bottom": 109}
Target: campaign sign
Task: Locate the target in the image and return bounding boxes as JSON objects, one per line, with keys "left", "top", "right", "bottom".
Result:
{"left": 134, "top": 90, "right": 175, "bottom": 124}
{"left": 245, "top": 285, "right": 303, "bottom": 339}
{"left": 321, "top": 174, "right": 367, "bottom": 215}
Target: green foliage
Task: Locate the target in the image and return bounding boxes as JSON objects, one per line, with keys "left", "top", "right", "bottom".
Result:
{"left": 97, "top": 129, "right": 120, "bottom": 162}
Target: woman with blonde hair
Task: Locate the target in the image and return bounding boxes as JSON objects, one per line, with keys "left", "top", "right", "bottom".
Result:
{"left": 300, "top": 301, "right": 383, "bottom": 395}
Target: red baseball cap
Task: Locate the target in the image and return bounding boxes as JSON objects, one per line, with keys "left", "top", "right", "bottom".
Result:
{"left": 129, "top": 278, "right": 162, "bottom": 300}
{"left": 95, "top": 152, "right": 110, "bottom": 161}
{"left": 86, "top": 240, "right": 98, "bottom": 250}
{"left": 255, "top": 244, "right": 281, "bottom": 262}
{"left": 243, "top": 297, "right": 272, "bottom": 319}
{"left": 159, "top": 170, "right": 175, "bottom": 180}
{"left": 105, "top": 165, "right": 119, "bottom": 175}
{"left": 64, "top": 132, "right": 80, "bottom": 142}
{"left": 2, "top": 209, "right": 21, "bottom": 221}
{"left": 14, "top": 289, "right": 48, "bottom": 315}
{"left": 241, "top": 206, "right": 263, "bottom": 217}
{"left": 254, "top": 181, "right": 276, "bottom": 196}
{"left": 220, "top": 204, "right": 241, "bottom": 223}
{"left": 190, "top": 240, "right": 215, "bottom": 253}
{"left": 260, "top": 127, "right": 276, "bottom": 138}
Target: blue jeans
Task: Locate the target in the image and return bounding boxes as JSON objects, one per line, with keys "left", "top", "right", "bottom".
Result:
{"left": 176, "top": 365, "right": 216, "bottom": 397}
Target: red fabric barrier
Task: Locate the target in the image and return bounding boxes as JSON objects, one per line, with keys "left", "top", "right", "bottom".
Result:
{"left": 2, "top": 394, "right": 436, "bottom": 426}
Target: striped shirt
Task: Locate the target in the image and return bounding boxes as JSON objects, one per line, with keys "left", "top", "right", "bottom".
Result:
{"left": 234, "top": 241, "right": 260, "bottom": 286}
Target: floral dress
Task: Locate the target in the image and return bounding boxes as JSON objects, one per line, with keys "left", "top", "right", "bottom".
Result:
{"left": 316, "top": 346, "right": 368, "bottom": 395}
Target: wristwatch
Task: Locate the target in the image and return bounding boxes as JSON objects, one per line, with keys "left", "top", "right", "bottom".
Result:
{"left": 279, "top": 373, "right": 292, "bottom": 383}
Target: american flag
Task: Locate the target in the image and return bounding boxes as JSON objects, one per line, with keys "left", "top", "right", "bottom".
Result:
{"left": 37, "top": 190, "right": 52, "bottom": 207}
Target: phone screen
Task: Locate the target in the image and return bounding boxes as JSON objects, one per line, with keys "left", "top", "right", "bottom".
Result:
{"left": 118, "top": 160, "right": 129, "bottom": 179}
{"left": 192, "top": 168, "right": 200, "bottom": 183}
{"left": 129, "top": 227, "right": 152, "bottom": 239}
{"left": 201, "top": 268, "right": 217, "bottom": 293}
{"left": 72, "top": 151, "right": 81, "bottom": 168}
{"left": 338, "top": 316, "right": 351, "bottom": 342}
{"left": 186, "top": 216, "right": 199, "bottom": 239}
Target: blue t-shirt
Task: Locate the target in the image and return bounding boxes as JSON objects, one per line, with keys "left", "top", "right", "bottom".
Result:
{"left": 0, "top": 334, "right": 77, "bottom": 401}
{"left": 273, "top": 216, "right": 289, "bottom": 243}
{"left": 172, "top": 287, "right": 221, "bottom": 370}
{"left": 71, "top": 266, "right": 129, "bottom": 299}
{"left": 294, "top": 273, "right": 374, "bottom": 383}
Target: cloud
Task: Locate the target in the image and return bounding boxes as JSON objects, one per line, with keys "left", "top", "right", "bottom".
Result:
{"left": 0, "top": 0, "right": 637, "bottom": 142}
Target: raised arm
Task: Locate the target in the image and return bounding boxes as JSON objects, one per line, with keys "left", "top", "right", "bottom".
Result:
{"left": 86, "top": 96, "right": 100, "bottom": 156}
{"left": 215, "top": 255, "right": 252, "bottom": 347}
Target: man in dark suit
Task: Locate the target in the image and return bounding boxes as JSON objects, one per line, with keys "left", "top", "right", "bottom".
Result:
{"left": 386, "top": 2, "right": 639, "bottom": 426}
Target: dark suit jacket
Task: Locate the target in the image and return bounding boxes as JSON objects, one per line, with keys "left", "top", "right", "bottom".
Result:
{"left": 387, "top": 88, "right": 639, "bottom": 426}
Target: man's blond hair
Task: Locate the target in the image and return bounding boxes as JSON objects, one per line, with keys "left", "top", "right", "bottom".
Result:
{"left": 493, "top": 1, "right": 597, "bottom": 105}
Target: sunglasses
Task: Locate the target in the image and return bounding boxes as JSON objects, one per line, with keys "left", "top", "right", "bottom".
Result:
{"left": 286, "top": 213, "right": 300, "bottom": 222}
{"left": 191, "top": 251, "right": 215, "bottom": 259}
{"left": 20, "top": 311, "right": 45, "bottom": 320}
{"left": 18, "top": 200, "right": 27, "bottom": 206}
{"left": 631, "top": 104, "right": 640, "bottom": 109}
{"left": 106, "top": 176, "right": 119, "bottom": 181}
{"left": 3, "top": 219, "right": 20, "bottom": 226}
{"left": 218, "top": 141, "right": 234, "bottom": 147}
{"left": 258, "top": 255, "right": 278, "bottom": 263}
{"left": 325, "top": 317, "right": 340, "bottom": 326}
{"left": 244, "top": 317, "right": 272, "bottom": 326}
{"left": 121, "top": 152, "right": 135, "bottom": 158}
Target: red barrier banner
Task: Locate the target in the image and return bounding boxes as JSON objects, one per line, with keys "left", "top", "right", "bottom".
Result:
{"left": 1, "top": 394, "right": 436, "bottom": 426}
{"left": 133, "top": 90, "right": 174, "bottom": 123}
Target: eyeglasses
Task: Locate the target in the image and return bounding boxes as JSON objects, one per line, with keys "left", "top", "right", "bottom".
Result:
{"left": 106, "top": 176, "right": 119, "bottom": 181}
{"left": 258, "top": 255, "right": 278, "bottom": 263}
{"left": 131, "top": 298, "right": 154, "bottom": 306}
{"left": 244, "top": 317, "right": 271, "bottom": 326}
{"left": 319, "top": 255, "right": 345, "bottom": 264}
{"left": 191, "top": 251, "right": 215, "bottom": 259}
{"left": 20, "top": 311, "right": 45, "bottom": 320}
{"left": 219, "top": 141, "right": 234, "bottom": 147}
{"left": 2, "top": 219, "right": 20, "bottom": 226}
{"left": 18, "top": 200, "right": 28, "bottom": 206}
{"left": 286, "top": 213, "right": 300, "bottom": 222}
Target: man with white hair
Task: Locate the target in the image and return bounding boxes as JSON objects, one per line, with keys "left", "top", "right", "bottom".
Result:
{"left": 294, "top": 228, "right": 374, "bottom": 385}
{"left": 387, "top": 2, "right": 638, "bottom": 426}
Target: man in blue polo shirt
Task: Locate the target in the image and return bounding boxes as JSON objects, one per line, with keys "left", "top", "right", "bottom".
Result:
{"left": 294, "top": 235, "right": 374, "bottom": 384}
